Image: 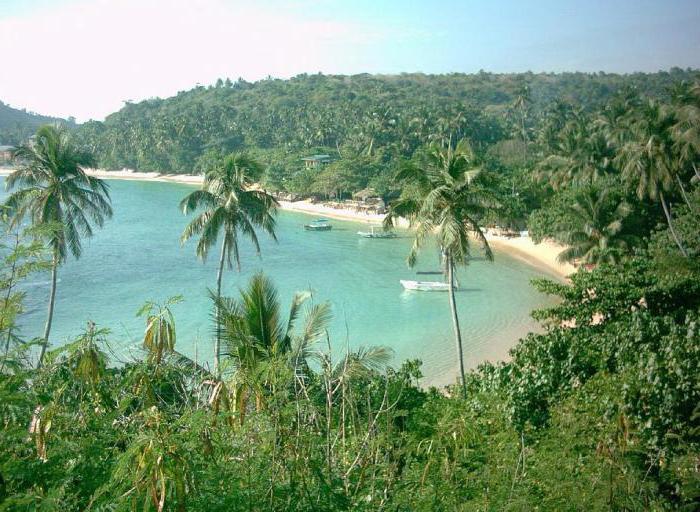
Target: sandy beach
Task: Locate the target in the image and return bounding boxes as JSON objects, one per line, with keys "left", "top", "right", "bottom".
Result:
{"left": 0, "top": 167, "right": 574, "bottom": 280}
{"left": 277, "top": 199, "right": 401, "bottom": 225}
{"left": 85, "top": 168, "right": 205, "bottom": 185}
{"left": 485, "top": 235, "right": 574, "bottom": 280}
{"left": 276, "top": 199, "right": 573, "bottom": 279}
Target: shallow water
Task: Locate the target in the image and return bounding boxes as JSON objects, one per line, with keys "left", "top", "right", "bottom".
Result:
{"left": 2, "top": 178, "right": 555, "bottom": 385}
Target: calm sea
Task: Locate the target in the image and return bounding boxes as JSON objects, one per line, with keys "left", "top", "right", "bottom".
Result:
{"left": 1, "top": 177, "right": 555, "bottom": 385}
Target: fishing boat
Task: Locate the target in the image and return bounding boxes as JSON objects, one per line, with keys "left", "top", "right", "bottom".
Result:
{"left": 304, "top": 218, "right": 332, "bottom": 231}
{"left": 357, "top": 225, "right": 396, "bottom": 238}
{"left": 400, "top": 280, "right": 452, "bottom": 292}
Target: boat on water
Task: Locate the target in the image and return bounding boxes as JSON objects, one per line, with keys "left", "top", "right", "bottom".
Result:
{"left": 304, "top": 218, "right": 332, "bottom": 231}
{"left": 357, "top": 225, "right": 396, "bottom": 238}
{"left": 400, "top": 279, "right": 452, "bottom": 292}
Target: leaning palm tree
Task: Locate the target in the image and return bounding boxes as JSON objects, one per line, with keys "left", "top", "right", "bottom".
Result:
{"left": 180, "top": 153, "right": 278, "bottom": 377}
{"left": 617, "top": 100, "right": 688, "bottom": 256}
{"left": 214, "top": 272, "right": 332, "bottom": 422}
{"left": 3, "top": 125, "right": 112, "bottom": 366}
{"left": 384, "top": 139, "right": 496, "bottom": 398}
{"left": 555, "top": 189, "right": 636, "bottom": 266}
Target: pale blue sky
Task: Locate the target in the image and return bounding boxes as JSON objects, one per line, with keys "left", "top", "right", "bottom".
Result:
{"left": 1, "top": 0, "right": 698, "bottom": 120}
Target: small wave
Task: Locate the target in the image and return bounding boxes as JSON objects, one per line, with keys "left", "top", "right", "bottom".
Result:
{"left": 24, "top": 278, "right": 61, "bottom": 288}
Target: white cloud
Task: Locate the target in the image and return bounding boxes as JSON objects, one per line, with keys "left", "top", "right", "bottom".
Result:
{"left": 0, "top": 0, "right": 387, "bottom": 121}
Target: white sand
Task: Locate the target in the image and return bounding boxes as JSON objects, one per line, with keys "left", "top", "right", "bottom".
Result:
{"left": 1, "top": 167, "right": 573, "bottom": 280}
{"left": 0, "top": 167, "right": 202, "bottom": 184}
{"left": 85, "top": 168, "right": 205, "bottom": 185}
{"left": 485, "top": 235, "right": 574, "bottom": 280}
{"left": 277, "top": 199, "right": 409, "bottom": 227}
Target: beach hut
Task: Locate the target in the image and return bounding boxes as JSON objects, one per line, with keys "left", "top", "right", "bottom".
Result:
{"left": 352, "top": 187, "right": 377, "bottom": 202}
{"left": 0, "top": 145, "right": 14, "bottom": 165}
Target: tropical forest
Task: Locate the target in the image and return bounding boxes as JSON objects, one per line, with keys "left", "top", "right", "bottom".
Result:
{"left": 0, "top": 3, "right": 699, "bottom": 510}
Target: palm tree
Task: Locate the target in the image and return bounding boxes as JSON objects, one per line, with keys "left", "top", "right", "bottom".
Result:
{"left": 671, "top": 81, "right": 700, "bottom": 183}
{"left": 214, "top": 272, "right": 331, "bottom": 423}
{"left": 3, "top": 125, "right": 112, "bottom": 366}
{"left": 180, "top": 153, "right": 278, "bottom": 377}
{"left": 384, "top": 139, "right": 495, "bottom": 398}
{"left": 555, "top": 189, "right": 636, "bottom": 265}
{"left": 617, "top": 100, "right": 688, "bottom": 256}
{"left": 511, "top": 84, "right": 532, "bottom": 144}
{"left": 535, "top": 112, "right": 616, "bottom": 190}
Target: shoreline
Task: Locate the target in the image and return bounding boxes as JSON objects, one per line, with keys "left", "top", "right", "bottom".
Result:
{"left": 485, "top": 235, "right": 574, "bottom": 281}
{"left": 1, "top": 167, "right": 574, "bottom": 280}
{"left": 0, "top": 166, "right": 571, "bottom": 388}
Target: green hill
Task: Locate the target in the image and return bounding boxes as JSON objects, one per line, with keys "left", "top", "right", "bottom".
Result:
{"left": 76, "top": 69, "right": 698, "bottom": 174}
{"left": 0, "top": 100, "right": 74, "bottom": 145}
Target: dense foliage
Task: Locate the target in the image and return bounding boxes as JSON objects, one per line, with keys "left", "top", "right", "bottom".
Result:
{"left": 1, "top": 213, "right": 698, "bottom": 510}
{"left": 69, "top": 70, "right": 700, "bottom": 255}
{"left": 1, "top": 70, "right": 699, "bottom": 509}
{"left": 71, "top": 70, "right": 696, "bottom": 177}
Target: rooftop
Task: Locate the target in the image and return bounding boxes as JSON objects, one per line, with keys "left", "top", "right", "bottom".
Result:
{"left": 0, "top": 145, "right": 15, "bottom": 151}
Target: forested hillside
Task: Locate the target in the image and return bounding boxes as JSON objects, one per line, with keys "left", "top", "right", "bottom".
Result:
{"left": 2, "top": 69, "right": 700, "bottom": 509}
{"left": 0, "top": 101, "right": 74, "bottom": 146}
{"left": 76, "top": 69, "right": 698, "bottom": 179}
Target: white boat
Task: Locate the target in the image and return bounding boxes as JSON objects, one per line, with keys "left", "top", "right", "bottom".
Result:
{"left": 304, "top": 218, "right": 332, "bottom": 231}
{"left": 400, "top": 279, "right": 452, "bottom": 292}
{"left": 357, "top": 225, "right": 396, "bottom": 238}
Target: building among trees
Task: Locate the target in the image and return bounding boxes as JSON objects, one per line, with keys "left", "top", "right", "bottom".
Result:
{"left": 0, "top": 145, "right": 14, "bottom": 165}
{"left": 301, "top": 154, "right": 331, "bottom": 168}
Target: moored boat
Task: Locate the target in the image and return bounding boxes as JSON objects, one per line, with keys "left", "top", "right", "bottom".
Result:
{"left": 304, "top": 218, "right": 332, "bottom": 231}
{"left": 357, "top": 225, "right": 396, "bottom": 238}
{"left": 400, "top": 279, "right": 452, "bottom": 292}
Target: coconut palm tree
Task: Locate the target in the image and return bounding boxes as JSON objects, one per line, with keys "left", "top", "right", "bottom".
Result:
{"left": 617, "top": 100, "right": 688, "bottom": 256}
{"left": 511, "top": 83, "right": 532, "bottom": 144}
{"left": 384, "top": 139, "right": 495, "bottom": 398}
{"left": 671, "top": 81, "right": 700, "bottom": 183}
{"left": 180, "top": 153, "right": 278, "bottom": 377}
{"left": 535, "top": 111, "right": 617, "bottom": 190}
{"left": 555, "top": 188, "right": 636, "bottom": 265}
{"left": 3, "top": 125, "right": 112, "bottom": 366}
{"left": 213, "top": 272, "right": 332, "bottom": 422}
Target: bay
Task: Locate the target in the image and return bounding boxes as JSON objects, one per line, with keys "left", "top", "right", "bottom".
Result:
{"left": 2, "top": 177, "right": 554, "bottom": 385}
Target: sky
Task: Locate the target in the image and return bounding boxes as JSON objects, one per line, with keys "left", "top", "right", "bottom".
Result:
{"left": 0, "top": 0, "right": 698, "bottom": 121}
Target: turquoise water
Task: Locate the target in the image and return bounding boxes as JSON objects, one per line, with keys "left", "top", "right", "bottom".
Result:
{"left": 2, "top": 178, "right": 554, "bottom": 385}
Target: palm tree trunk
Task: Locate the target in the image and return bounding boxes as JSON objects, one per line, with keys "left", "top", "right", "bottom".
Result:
{"left": 447, "top": 256, "right": 467, "bottom": 399}
{"left": 215, "top": 240, "right": 226, "bottom": 377}
{"left": 336, "top": 140, "right": 343, "bottom": 158}
{"left": 659, "top": 191, "right": 688, "bottom": 257}
{"left": 3, "top": 234, "right": 20, "bottom": 362}
{"left": 675, "top": 175, "right": 696, "bottom": 214}
{"left": 39, "top": 249, "right": 58, "bottom": 368}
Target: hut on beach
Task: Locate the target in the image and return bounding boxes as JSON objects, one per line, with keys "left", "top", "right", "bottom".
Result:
{"left": 352, "top": 187, "right": 386, "bottom": 213}
{"left": 0, "top": 145, "right": 14, "bottom": 165}
{"left": 352, "top": 187, "right": 377, "bottom": 202}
